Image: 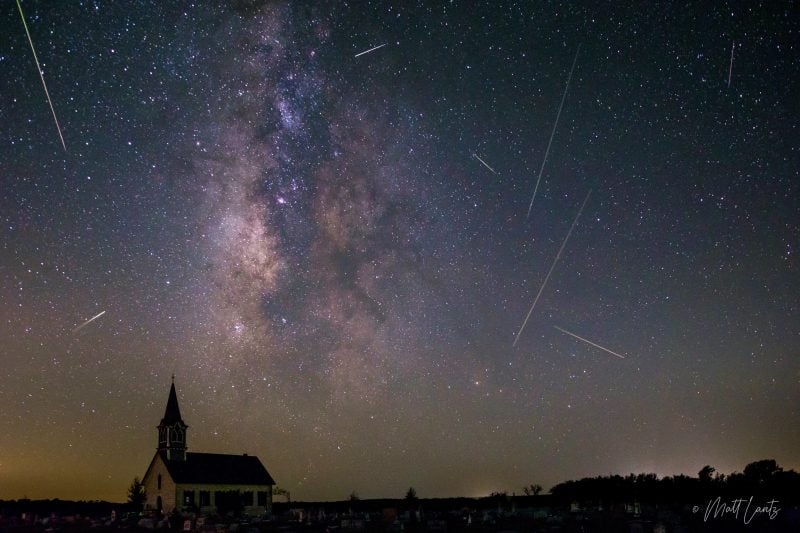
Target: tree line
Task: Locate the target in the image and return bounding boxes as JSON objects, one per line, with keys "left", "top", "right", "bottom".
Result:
{"left": 548, "top": 459, "right": 800, "bottom": 505}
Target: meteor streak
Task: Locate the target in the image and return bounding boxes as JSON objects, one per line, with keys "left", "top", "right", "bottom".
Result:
{"left": 472, "top": 152, "right": 498, "bottom": 175}
{"left": 73, "top": 311, "right": 106, "bottom": 333}
{"left": 354, "top": 43, "right": 387, "bottom": 58}
{"left": 554, "top": 325, "right": 626, "bottom": 359}
{"left": 16, "top": 0, "right": 66, "bottom": 152}
{"left": 727, "top": 41, "right": 735, "bottom": 88}
{"left": 526, "top": 44, "right": 581, "bottom": 218}
{"left": 513, "top": 190, "right": 591, "bottom": 347}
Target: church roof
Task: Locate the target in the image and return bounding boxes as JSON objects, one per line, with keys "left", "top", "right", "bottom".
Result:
{"left": 160, "top": 382, "right": 184, "bottom": 425}
{"left": 162, "top": 452, "right": 276, "bottom": 485}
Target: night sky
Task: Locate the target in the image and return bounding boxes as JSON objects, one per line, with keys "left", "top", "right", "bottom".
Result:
{"left": 2, "top": 1, "right": 798, "bottom": 502}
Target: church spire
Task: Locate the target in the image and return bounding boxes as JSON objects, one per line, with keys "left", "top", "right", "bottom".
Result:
{"left": 161, "top": 380, "right": 183, "bottom": 425}
{"left": 157, "top": 378, "right": 188, "bottom": 461}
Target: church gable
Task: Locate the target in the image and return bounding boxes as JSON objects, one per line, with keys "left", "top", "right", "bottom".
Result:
{"left": 142, "top": 452, "right": 177, "bottom": 512}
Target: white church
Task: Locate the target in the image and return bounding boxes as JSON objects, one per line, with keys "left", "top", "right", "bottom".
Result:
{"left": 141, "top": 379, "right": 276, "bottom": 516}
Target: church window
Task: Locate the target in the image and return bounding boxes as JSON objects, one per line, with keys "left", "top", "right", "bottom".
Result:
{"left": 157, "top": 474, "right": 162, "bottom": 490}
{"left": 257, "top": 491, "right": 268, "bottom": 506}
{"left": 184, "top": 490, "right": 194, "bottom": 506}
{"left": 199, "top": 491, "right": 211, "bottom": 507}
{"left": 241, "top": 491, "right": 253, "bottom": 506}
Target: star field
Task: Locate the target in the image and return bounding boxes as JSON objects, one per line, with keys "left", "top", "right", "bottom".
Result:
{"left": 1, "top": 1, "right": 798, "bottom": 502}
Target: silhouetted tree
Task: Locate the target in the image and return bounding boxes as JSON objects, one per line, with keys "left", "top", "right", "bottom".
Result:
{"left": 523, "top": 484, "right": 543, "bottom": 496}
{"left": 405, "top": 487, "right": 417, "bottom": 502}
{"left": 698, "top": 465, "right": 715, "bottom": 483}
{"left": 127, "top": 477, "right": 146, "bottom": 512}
{"left": 550, "top": 459, "right": 800, "bottom": 508}
{"left": 743, "top": 459, "right": 782, "bottom": 484}
{"left": 772, "top": 469, "right": 800, "bottom": 504}
{"left": 349, "top": 491, "right": 360, "bottom": 502}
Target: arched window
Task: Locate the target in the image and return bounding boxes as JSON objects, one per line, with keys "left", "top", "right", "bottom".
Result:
{"left": 157, "top": 474, "right": 162, "bottom": 490}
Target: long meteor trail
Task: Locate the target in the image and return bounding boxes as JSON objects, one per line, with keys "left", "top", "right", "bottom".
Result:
{"left": 554, "top": 325, "right": 626, "bottom": 359}
{"left": 526, "top": 44, "right": 581, "bottom": 219}
{"left": 472, "top": 152, "right": 498, "bottom": 175}
{"left": 73, "top": 311, "right": 106, "bottom": 333}
{"left": 727, "top": 41, "right": 735, "bottom": 88}
{"left": 16, "top": 0, "right": 66, "bottom": 152}
{"left": 513, "top": 189, "right": 591, "bottom": 347}
{"left": 355, "top": 43, "right": 387, "bottom": 58}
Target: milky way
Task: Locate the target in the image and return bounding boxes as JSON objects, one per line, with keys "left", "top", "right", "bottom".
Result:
{"left": 190, "top": 3, "right": 456, "bottom": 403}
{"left": 1, "top": 1, "right": 798, "bottom": 502}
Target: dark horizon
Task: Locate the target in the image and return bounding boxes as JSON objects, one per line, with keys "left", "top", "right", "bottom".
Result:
{"left": 2, "top": 458, "right": 797, "bottom": 504}
{"left": 3, "top": 460, "right": 799, "bottom": 532}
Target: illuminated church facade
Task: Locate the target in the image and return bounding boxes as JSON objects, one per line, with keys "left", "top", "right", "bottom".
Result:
{"left": 141, "top": 380, "right": 275, "bottom": 515}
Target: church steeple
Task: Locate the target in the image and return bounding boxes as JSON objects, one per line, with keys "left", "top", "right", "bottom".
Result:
{"left": 157, "top": 376, "right": 188, "bottom": 461}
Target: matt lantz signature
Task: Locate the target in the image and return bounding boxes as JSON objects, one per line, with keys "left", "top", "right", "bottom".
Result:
{"left": 693, "top": 496, "right": 780, "bottom": 524}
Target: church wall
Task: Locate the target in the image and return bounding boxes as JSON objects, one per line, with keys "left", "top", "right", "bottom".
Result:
{"left": 142, "top": 454, "right": 178, "bottom": 513}
{"left": 177, "top": 483, "right": 273, "bottom": 515}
